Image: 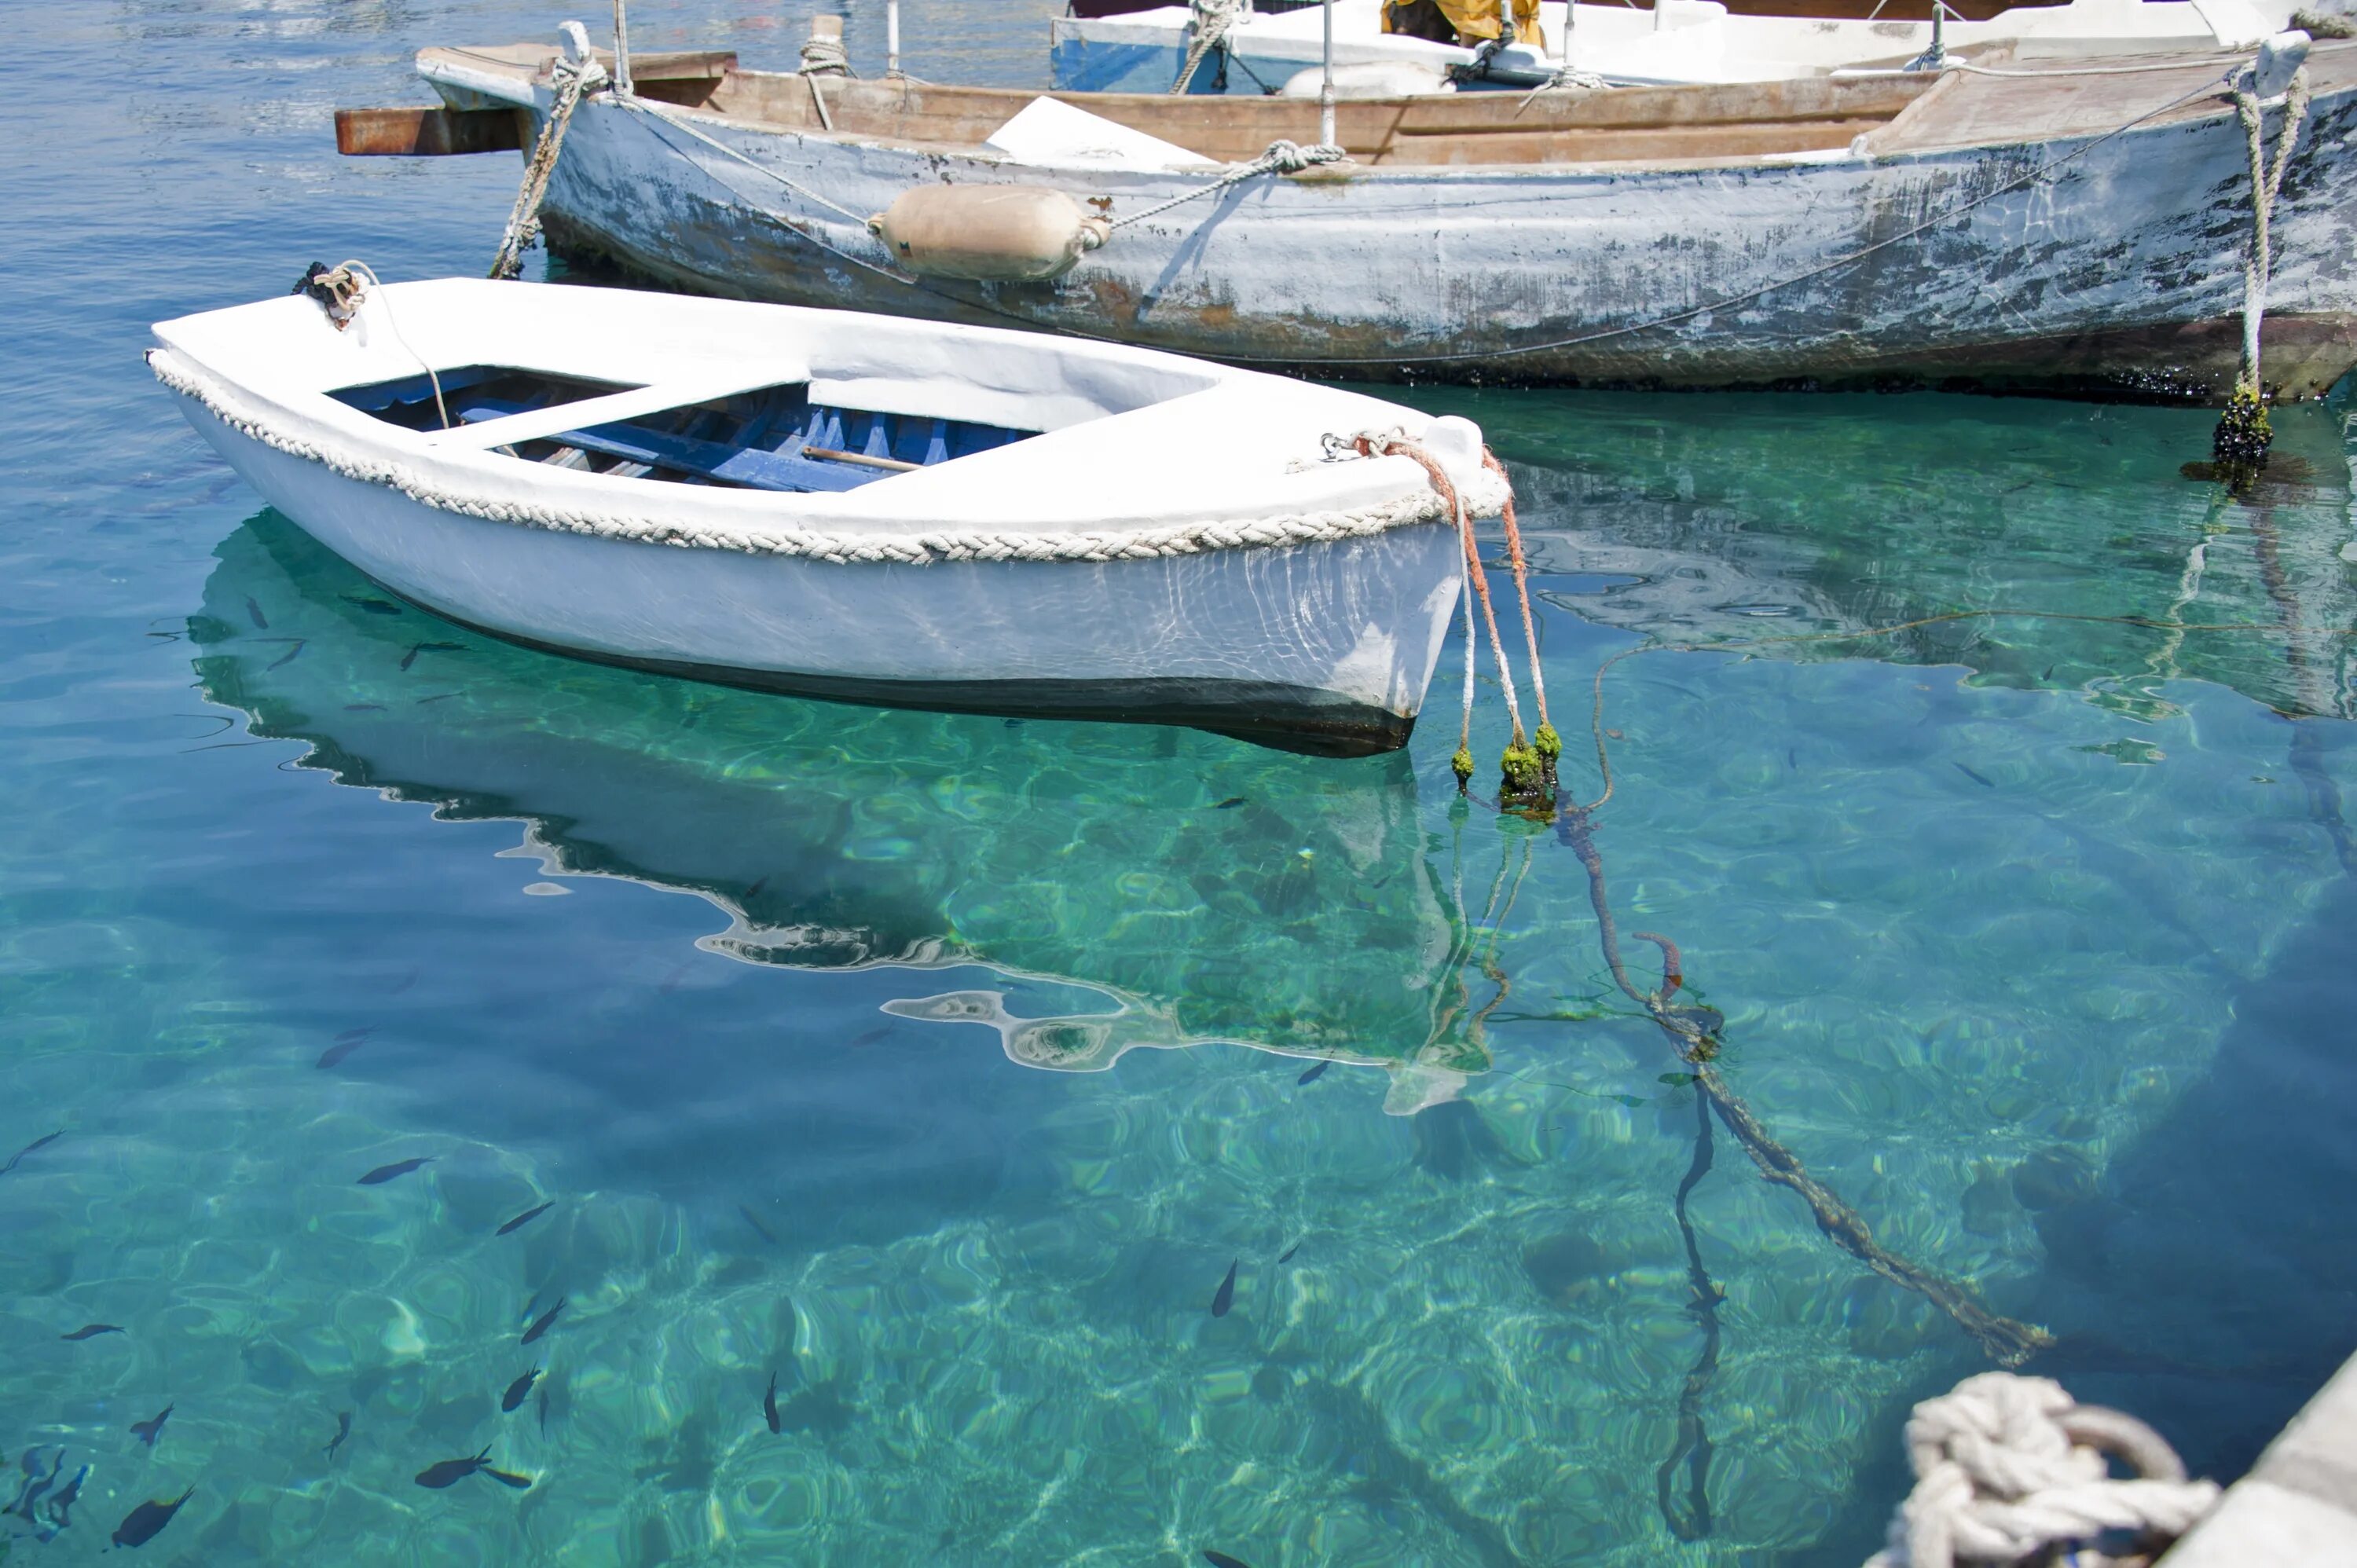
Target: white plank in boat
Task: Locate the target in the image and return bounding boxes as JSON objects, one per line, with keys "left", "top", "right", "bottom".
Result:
{"left": 419, "top": 368, "right": 809, "bottom": 452}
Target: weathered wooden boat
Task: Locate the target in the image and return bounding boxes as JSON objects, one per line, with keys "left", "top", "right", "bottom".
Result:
{"left": 148, "top": 277, "right": 1501, "bottom": 754}
{"left": 347, "top": 25, "right": 2357, "bottom": 402}
{"left": 1053, "top": 0, "right": 2297, "bottom": 93}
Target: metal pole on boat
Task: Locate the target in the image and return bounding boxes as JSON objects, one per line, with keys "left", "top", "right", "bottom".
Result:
{"left": 1319, "top": 0, "right": 1336, "bottom": 148}
{"left": 610, "top": 0, "right": 634, "bottom": 96}
{"left": 887, "top": 0, "right": 904, "bottom": 77}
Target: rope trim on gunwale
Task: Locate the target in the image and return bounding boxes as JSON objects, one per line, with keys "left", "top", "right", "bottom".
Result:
{"left": 148, "top": 350, "right": 1505, "bottom": 565}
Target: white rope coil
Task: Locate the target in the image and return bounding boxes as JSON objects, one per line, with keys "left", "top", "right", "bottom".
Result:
{"left": 1864, "top": 1373, "right": 2220, "bottom": 1568}
{"left": 147, "top": 351, "right": 1504, "bottom": 566}
{"left": 798, "top": 30, "right": 851, "bottom": 76}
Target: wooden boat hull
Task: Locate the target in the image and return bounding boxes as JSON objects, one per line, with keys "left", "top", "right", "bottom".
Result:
{"left": 435, "top": 47, "right": 2357, "bottom": 403}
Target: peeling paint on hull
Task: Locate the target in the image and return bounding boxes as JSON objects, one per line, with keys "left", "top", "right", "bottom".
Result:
{"left": 529, "top": 82, "right": 2357, "bottom": 405}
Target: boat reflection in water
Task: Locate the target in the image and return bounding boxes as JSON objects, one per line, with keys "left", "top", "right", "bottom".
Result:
{"left": 191, "top": 511, "right": 1491, "bottom": 1105}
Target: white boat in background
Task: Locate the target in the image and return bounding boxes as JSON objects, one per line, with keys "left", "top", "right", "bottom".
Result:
{"left": 148, "top": 277, "right": 1496, "bottom": 754}
{"left": 1051, "top": 0, "right": 2302, "bottom": 90}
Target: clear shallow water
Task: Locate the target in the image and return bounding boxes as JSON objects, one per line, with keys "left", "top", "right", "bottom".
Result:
{"left": 5, "top": 4, "right": 2356, "bottom": 1565}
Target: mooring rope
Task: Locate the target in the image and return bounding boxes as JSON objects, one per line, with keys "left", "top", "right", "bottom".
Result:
{"left": 2212, "top": 61, "right": 2313, "bottom": 482}
{"left": 1349, "top": 432, "right": 1535, "bottom": 792}
{"left": 490, "top": 31, "right": 606, "bottom": 280}
{"left": 1106, "top": 138, "right": 1349, "bottom": 230}
{"left": 1655, "top": 1083, "right": 1722, "bottom": 1542}
{"left": 1862, "top": 1374, "right": 2220, "bottom": 1568}
{"left": 1484, "top": 445, "right": 1560, "bottom": 789}
{"left": 1171, "top": 0, "right": 1244, "bottom": 93}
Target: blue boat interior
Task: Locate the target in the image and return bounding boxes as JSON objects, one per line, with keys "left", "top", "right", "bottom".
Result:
{"left": 330, "top": 365, "right": 1039, "bottom": 493}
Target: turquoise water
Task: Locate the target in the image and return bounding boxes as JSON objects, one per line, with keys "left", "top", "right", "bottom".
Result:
{"left": 6, "top": 2, "right": 2357, "bottom": 1564}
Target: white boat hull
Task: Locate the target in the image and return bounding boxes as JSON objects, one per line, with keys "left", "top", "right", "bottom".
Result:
{"left": 154, "top": 282, "right": 1490, "bottom": 754}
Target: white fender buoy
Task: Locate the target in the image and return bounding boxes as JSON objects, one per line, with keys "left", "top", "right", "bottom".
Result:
{"left": 867, "top": 187, "right": 1110, "bottom": 283}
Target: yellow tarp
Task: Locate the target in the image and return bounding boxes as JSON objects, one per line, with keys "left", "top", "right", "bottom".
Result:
{"left": 1380, "top": 0, "right": 1545, "bottom": 47}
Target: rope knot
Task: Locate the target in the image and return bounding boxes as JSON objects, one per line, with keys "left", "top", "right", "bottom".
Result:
{"left": 1256, "top": 139, "right": 1347, "bottom": 174}
{"left": 1865, "top": 1373, "right": 2220, "bottom": 1568}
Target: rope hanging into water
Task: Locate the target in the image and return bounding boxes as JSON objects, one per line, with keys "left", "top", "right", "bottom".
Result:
{"left": 1483, "top": 445, "right": 1560, "bottom": 793}
{"left": 1861, "top": 1373, "right": 2220, "bottom": 1568}
{"left": 1348, "top": 433, "right": 1541, "bottom": 797}
{"left": 489, "top": 33, "right": 606, "bottom": 280}
{"left": 1171, "top": 0, "right": 1244, "bottom": 93}
{"left": 2212, "top": 61, "right": 2311, "bottom": 486}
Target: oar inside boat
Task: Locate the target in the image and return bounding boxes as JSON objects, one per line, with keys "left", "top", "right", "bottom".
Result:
{"left": 149, "top": 277, "right": 1505, "bottom": 755}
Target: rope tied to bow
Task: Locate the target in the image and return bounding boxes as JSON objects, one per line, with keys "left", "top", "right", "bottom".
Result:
{"left": 490, "top": 24, "right": 607, "bottom": 281}
{"left": 1864, "top": 1373, "right": 2220, "bottom": 1568}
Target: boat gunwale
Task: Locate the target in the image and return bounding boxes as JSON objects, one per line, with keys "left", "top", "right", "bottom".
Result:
{"left": 420, "top": 35, "right": 2357, "bottom": 175}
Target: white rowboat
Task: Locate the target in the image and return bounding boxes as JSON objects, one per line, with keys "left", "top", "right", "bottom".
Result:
{"left": 149, "top": 278, "right": 1498, "bottom": 754}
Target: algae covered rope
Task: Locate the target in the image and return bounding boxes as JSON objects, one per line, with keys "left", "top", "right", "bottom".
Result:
{"left": 1553, "top": 803, "right": 2055, "bottom": 1368}
{"left": 1352, "top": 433, "right": 1539, "bottom": 797}
{"left": 1655, "top": 1083, "right": 1723, "bottom": 1542}
{"left": 2212, "top": 56, "right": 2312, "bottom": 489}
{"left": 489, "top": 31, "right": 607, "bottom": 280}
{"left": 1484, "top": 445, "right": 1560, "bottom": 805}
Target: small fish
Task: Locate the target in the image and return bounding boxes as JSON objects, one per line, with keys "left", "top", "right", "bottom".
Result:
{"left": 1955, "top": 762, "right": 1996, "bottom": 789}
{"left": 388, "top": 969, "right": 420, "bottom": 994}
{"left": 0, "top": 1128, "right": 62, "bottom": 1175}
{"left": 536, "top": 1387, "right": 548, "bottom": 1434}
{"left": 764, "top": 1371, "right": 782, "bottom": 1434}
{"left": 266, "top": 639, "right": 306, "bottom": 670}
{"left": 343, "top": 702, "right": 386, "bottom": 712}
{"left": 502, "top": 1366, "right": 541, "bottom": 1413}
{"left": 61, "top": 1323, "right": 123, "bottom": 1341}
{"left": 1210, "top": 1259, "right": 1238, "bottom": 1318}
{"left": 522, "top": 1299, "right": 566, "bottom": 1346}
{"left": 482, "top": 1467, "right": 533, "bottom": 1490}
{"left": 739, "top": 1205, "right": 779, "bottom": 1245}
{"left": 6, "top": 1449, "right": 60, "bottom": 1519}
{"left": 1277, "top": 1242, "right": 1300, "bottom": 1264}
{"left": 415, "top": 1446, "right": 493, "bottom": 1489}
{"left": 1787, "top": 746, "right": 1798, "bottom": 771}
{"left": 414, "top": 692, "right": 456, "bottom": 705}
{"left": 131, "top": 1404, "right": 174, "bottom": 1447}
{"left": 41, "top": 1463, "right": 87, "bottom": 1537}
{"left": 399, "top": 640, "right": 465, "bottom": 672}
{"left": 1296, "top": 1059, "right": 1330, "bottom": 1086}
{"left": 324, "top": 1410, "right": 352, "bottom": 1459}
{"left": 343, "top": 595, "right": 401, "bottom": 617}
{"left": 357, "top": 1156, "right": 433, "bottom": 1185}
{"left": 1204, "top": 1552, "right": 1257, "bottom": 1568}
{"left": 497, "top": 1201, "right": 554, "bottom": 1236}
{"left": 1003, "top": 717, "right": 1024, "bottom": 728}
{"left": 2042, "top": 664, "right": 2057, "bottom": 681}
{"left": 316, "top": 1039, "right": 365, "bottom": 1069}
{"left": 743, "top": 875, "right": 769, "bottom": 899}
{"left": 245, "top": 596, "right": 269, "bottom": 628}
{"left": 1214, "top": 797, "right": 1246, "bottom": 810}
{"left": 111, "top": 1486, "right": 195, "bottom": 1548}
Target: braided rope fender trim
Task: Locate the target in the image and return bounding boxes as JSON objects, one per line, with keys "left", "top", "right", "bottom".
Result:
{"left": 148, "top": 351, "right": 1505, "bottom": 566}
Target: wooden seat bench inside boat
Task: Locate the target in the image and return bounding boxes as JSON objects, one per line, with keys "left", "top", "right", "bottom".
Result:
{"left": 330, "top": 366, "right": 1036, "bottom": 493}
